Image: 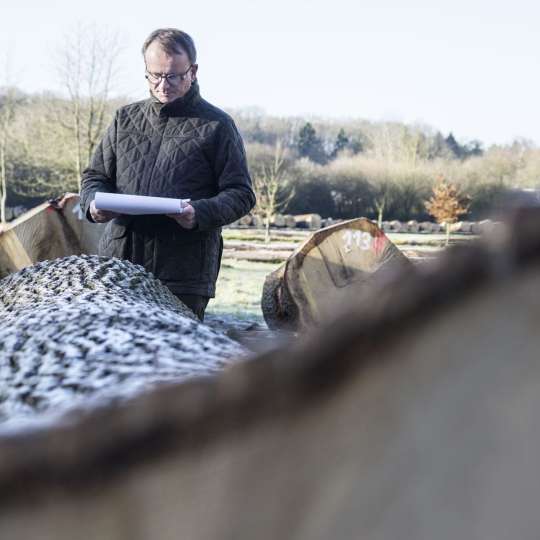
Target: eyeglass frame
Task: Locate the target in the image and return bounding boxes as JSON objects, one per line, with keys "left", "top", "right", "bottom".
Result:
{"left": 144, "top": 64, "right": 194, "bottom": 86}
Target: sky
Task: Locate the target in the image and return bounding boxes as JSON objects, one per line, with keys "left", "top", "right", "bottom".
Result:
{"left": 1, "top": 0, "right": 539, "bottom": 146}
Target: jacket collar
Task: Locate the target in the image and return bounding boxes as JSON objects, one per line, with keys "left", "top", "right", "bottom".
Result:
{"left": 150, "top": 81, "right": 201, "bottom": 117}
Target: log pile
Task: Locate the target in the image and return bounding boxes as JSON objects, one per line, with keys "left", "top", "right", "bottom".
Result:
{"left": 229, "top": 213, "right": 499, "bottom": 234}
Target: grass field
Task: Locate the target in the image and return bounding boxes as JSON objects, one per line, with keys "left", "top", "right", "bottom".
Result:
{"left": 206, "top": 259, "right": 281, "bottom": 321}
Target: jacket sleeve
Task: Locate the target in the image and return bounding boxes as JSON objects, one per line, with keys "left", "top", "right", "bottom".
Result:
{"left": 190, "top": 119, "right": 256, "bottom": 231}
{"left": 79, "top": 112, "right": 118, "bottom": 222}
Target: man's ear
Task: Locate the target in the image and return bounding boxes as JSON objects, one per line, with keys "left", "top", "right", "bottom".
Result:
{"left": 191, "top": 64, "right": 199, "bottom": 81}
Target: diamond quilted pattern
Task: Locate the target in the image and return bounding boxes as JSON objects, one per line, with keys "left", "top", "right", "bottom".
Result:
{"left": 80, "top": 82, "right": 255, "bottom": 297}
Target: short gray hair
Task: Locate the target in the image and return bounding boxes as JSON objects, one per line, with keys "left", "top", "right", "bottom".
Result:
{"left": 142, "top": 28, "right": 197, "bottom": 64}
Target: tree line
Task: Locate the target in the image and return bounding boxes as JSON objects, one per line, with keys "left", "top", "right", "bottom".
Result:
{"left": 1, "top": 88, "right": 539, "bottom": 224}
{"left": 240, "top": 111, "right": 539, "bottom": 224}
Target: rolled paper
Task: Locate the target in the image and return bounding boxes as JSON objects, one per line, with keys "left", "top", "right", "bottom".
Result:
{"left": 94, "top": 192, "right": 190, "bottom": 215}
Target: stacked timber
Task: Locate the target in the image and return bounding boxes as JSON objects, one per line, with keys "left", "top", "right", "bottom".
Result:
{"left": 0, "top": 211, "right": 539, "bottom": 538}
{"left": 389, "top": 219, "right": 404, "bottom": 232}
{"left": 261, "top": 218, "right": 411, "bottom": 330}
{"left": 284, "top": 214, "right": 297, "bottom": 229}
{"left": 321, "top": 217, "right": 337, "bottom": 228}
{"left": 225, "top": 215, "right": 497, "bottom": 234}
{"left": 418, "top": 221, "right": 434, "bottom": 232}
{"left": 449, "top": 220, "right": 473, "bottom": 233}
{"left": 271, "top": 214, "right": 286, "bottom": 227}
{"left": 407, "top": 219, "right": 420, "bottom": 233}
{"left": 293, "top": 213, "right": 322, "bottom": 229}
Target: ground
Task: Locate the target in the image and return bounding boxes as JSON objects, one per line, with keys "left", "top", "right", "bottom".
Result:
{"left": 205, "top": 259, "right": 286, "bottom": 353}
{"left": 207, "top": 259, "right": 279, "bottom": 320}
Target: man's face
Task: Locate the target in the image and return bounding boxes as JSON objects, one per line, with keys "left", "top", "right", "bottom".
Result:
{"left": 144, "top": 41, "right": 197, "bottom": 104}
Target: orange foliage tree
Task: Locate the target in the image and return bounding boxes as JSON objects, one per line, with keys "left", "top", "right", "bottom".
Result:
{"left": 425, "top": 176, "right": 468, "bottom": 245}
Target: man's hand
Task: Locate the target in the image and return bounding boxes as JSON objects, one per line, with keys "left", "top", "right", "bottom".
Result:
{"left": 167, "top": 203, "right": 197, "bottom": 229}
{"left": 90, "top": 199, "right": 120, "bottom": 223}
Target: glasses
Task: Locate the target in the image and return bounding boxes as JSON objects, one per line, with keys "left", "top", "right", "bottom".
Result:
{"left": 145, "top": 65, "right": 193, "bottom": 86}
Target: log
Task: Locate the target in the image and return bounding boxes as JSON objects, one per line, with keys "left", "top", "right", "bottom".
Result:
{"left": 0, "top": 210, "right": 540, "bottom": 538}
{"left": 389, "top": 219, "right": 404, "bottom": 232}
{"left": 251, "top": 215, "right": 263, "bottom": 229}
{"left": 418, "top": 221, "right": 434, "bottom": 233}
{"left": 293, "top": 213, "right": 322, "bottom": 229}
{"left": 261, "top": 218, "right": 411, "bottom": 330}
{"left": 406, "top": 220, "right": 419, "bottom": 233}
{"left": 0, "top": 194, "right": 104, "bottom": 279}
{"left": 320, "top": 217, "right": 331, "bottom": 228}
{"left": 451, "top": 220, "right": 478, "bottom": 234}
{"left": 284, "top": 214, "right": 297, "bottom": 229}
{"left": 0, "top": 255, "right": 245, "bottom": 427}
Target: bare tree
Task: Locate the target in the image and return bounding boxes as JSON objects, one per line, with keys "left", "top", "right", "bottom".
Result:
{"left": 56, "top": 24, "right": 122, "bottom": 189}
{"left": 0, "top": 93, "right": 13, "bottom": 224}
{"left": 0, "top": 54, "right": 18, "bottom": 224}
{"left": 373, "top": 180, "right": 394, "bottom": 228}
{"left": 252, "top": 140, "right": 294, "bottom": 243}
{"left": 400, "top": 126, "right": 428, "bottom": 168}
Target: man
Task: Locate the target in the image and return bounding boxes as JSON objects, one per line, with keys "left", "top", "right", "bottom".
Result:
{"left": 80, "top": 28, "right": 255, "bottom": 321}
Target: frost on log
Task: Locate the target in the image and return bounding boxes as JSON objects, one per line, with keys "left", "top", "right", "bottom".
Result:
{"left": 0, "top": 255, "right": 245, "bottom": 427}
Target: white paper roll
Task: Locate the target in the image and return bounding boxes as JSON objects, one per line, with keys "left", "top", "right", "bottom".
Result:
{"left": 94, "top": 192, "right": 190, "bottom": 215}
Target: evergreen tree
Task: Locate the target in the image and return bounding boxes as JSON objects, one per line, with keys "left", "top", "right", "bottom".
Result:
{"left": 331, "top": 128, "right": 349, "bottom": 158}
{"left": 445, "top": 132, "right": 463, "bottom": 159}
{"left": 463, "top": 140, "right": 483, "bottom": 158}
{"left": 429, "top": 132, "right": 483, "bottom": 161}
{"left": 297, "top": 122, "right": 327, "bottom": 164}
{"left": 428, "top": 132, "right": 450, "bottom": 159}
{"left": 348, "top": 137, "right": 364, "bottom": 154}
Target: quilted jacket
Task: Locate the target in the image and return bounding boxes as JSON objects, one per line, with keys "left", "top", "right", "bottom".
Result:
{"left": 80, "top": 82, "right": 255, "bottom": 297}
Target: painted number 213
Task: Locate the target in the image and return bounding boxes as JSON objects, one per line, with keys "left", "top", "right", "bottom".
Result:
{"left": 342, "top": 230, "right": 372, "bottom": 253}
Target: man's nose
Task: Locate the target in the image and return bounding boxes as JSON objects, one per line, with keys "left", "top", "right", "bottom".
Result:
{"left": 158, "top": 77, "right": 172, "bottom": 89}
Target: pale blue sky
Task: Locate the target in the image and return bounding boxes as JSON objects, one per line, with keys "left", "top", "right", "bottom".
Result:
{"left": 1, "top": 0, "right": 539, "bottom": 146}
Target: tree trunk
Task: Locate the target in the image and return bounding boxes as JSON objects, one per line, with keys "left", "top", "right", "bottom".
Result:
{"left": 0, "top": 139, "right": 6, "bottom": 224}
{"left": 377, "top": 208, "right": 383, "bottom": 229}
{"left": 73, "top": 101, "right": 83, "bottom": 191}
{"left": 445, "top": 222, "right": 451, "bottom": 246}
{"left": 375, "top": 200, "right": 385, "bottom": 229}
{"left": 265, "top": 216, "right": 271, "bottom": 244}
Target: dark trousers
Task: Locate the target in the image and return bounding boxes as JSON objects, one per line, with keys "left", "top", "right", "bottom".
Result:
{"left": 174, "top": 293, "right": 210, "bottom": 322}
